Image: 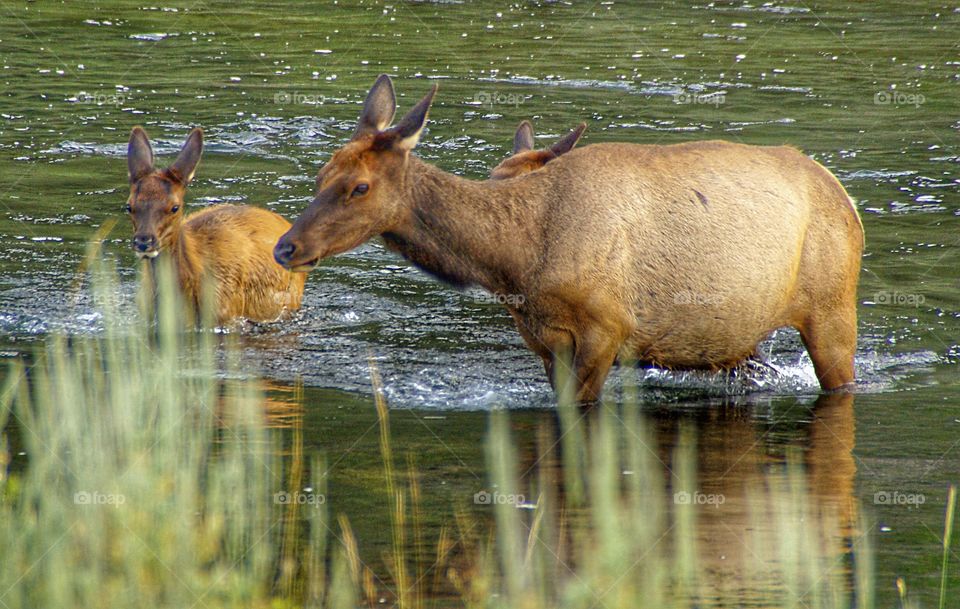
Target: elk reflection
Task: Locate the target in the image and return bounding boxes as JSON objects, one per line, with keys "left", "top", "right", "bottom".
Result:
{"left": 514, "top": 392, "right": 857, "bottom": 603}
{"left": 213, "top": 380, "right": 304, "bottom": 431}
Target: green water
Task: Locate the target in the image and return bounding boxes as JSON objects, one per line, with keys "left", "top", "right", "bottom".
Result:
{"left": 1, "top": 1, "right": 958, "bottom": 605}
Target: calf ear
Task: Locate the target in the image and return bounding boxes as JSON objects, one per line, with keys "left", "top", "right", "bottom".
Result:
{"left": 167, "top": 128, "right": 203, "bottom": 185}
{"left": 354, "top": 74, "right": 397, "bottom": 139}
{"left": 513, "top": 120, "right": 535, "bottom": 154}
{"left": 377, "top": 83, "right": 437, "bottom": 152}
{"left": 127, "top": 126, "right": 155, "bottom": 183}
{"left": 549, "top": 122, "right": 587, "bottom": 156}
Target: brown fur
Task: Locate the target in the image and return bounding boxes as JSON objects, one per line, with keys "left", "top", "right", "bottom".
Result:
{"left": 275, "top": 75, "right": 863, "bottom": 402}
{"left": 126, "top": 126, "right": 305, "bottom": 324}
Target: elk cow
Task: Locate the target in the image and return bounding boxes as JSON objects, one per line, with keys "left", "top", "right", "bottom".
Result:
{"left": 275, "top": 75, "right": 863, "bottom": 403}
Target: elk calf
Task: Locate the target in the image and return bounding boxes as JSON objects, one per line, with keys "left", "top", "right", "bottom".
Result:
{"left": 490, "top": 121, "right": 586, "bottom": 179}
{"left": 126, "top": 127, "right": 305, "bottom": 324}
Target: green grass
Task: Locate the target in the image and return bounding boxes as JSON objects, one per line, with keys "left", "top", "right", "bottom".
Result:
{"left": 0, "top": 257, "right": 954, "bottom": 608}
{"left": 0, "top": 257, "right": 345, "bottom": 608}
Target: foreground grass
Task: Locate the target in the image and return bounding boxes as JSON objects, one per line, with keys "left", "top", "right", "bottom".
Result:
{"left": 0, "top": 262, "right": 337, "bottom": 608}
{"left": 0, "top": 262, "right": 954, "bottom": 608}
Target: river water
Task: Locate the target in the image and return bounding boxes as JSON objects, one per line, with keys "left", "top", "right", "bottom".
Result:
{"left": 0, "top": 1, "right": 957, "bottom": 605}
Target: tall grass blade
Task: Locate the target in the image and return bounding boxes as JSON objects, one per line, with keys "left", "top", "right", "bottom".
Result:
{"left": 941, "top": 484, "right": 956, "bottom": 609}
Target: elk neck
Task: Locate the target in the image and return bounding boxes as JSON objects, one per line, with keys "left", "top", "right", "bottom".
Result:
{"left": 382, "top": 156, "right": 545, "bottom": 299}
{"left": 152, "top": 222, "right": 204, "bottom": 309}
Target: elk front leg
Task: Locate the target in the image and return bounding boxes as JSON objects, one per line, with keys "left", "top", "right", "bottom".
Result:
{"left": 507, "top": 308, "right": 558, "bottom": 383}
{"left": 570, "top": 328, "right": 620, "bottom": 404}
{"left": 509, "top": 307, "right": 622, "bottom": 405}
{"left": 539, "top": 325, "right": 619, "bottom": 405}
{"left": 538, "top": 326, "right": 576, "bottom": 396}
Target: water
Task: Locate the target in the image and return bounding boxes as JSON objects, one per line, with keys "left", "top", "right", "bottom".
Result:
{"left": 1, "top": 1, "right": 958, "bottom": 605}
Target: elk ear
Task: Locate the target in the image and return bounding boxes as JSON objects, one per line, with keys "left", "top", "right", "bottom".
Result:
{"left": 167, "top": 128, "right": 203, "bottom": 185}
{"left": 377, "top": 84, "right": 437, "bottom": 152}
{"left": 127, "top": 126, "right": 155, "bottom": 183}
{"left": 354, "top": 74, "right": 397, "bottom": 139}
{"left": 549, "top": 122, "right": 586, "bottom": 157}
{"left": 513, "top": 121, "right": 535, "bottom": 154}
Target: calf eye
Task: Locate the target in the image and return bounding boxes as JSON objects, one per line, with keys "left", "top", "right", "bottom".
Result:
{"left": 170, "top": 205, "right": 180, "bottom": 213}
{"left": 351, "top": 183, "right": 369, "bottom": 197}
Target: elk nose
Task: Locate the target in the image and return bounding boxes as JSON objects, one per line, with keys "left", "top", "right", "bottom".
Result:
{"left": 132, "top": 234, "right": 157, "bottom": 252}
{"left": 274, "top": 240, "right": 296, "bottom": 266}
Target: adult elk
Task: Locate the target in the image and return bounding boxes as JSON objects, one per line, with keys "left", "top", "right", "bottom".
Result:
{"left": 275, "top": 75, "right": 863, "bottom": 403}
{"left": 126, "top": 126, "right": 306, "bottom": 324}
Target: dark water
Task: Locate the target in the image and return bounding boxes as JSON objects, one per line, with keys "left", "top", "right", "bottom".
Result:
{"left": 0, "top": 1, "right": 958, "bottom": 605}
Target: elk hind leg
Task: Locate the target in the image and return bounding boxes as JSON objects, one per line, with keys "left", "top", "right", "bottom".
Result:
{"left": 798, "top": 305, "right": 857, "bottom": 391}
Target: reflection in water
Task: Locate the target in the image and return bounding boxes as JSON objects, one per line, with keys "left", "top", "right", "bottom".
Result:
{"left": 258, "top": 381, "right": 305, "bottom": 430}
{"left": 215, "top": 379, "right": 304, "bottom": 430}
{"left": 259, "top": 383, "right": 868, "bottom": 606}
{"left": 688, "top": 393, "right": 858, "bottom": 603}
{"left": 506, "top": 393, "right": 859, "bottom": 606}
{"left": 806, "top": 393, "right": 858, "bottom": 539}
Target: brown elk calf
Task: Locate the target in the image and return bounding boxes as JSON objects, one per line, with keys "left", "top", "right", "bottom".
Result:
{"left": 126, "top": 127, "right": 306, "bottom": 324}
{"left": 490, "top": 121, "right": 586, "bottom": 179}
{"left": 274, "top": 75, "right": 863, "bottom": 403}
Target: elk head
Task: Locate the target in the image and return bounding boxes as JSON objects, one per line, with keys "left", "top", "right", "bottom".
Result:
{"left": 274, "top": 74, "right": 437, "bottom": 272}
{"left": 125, "top": 127, "right": 202, "bottom": 258}
{"left": 489, "top": 120, "right": 586, "bottom": 180}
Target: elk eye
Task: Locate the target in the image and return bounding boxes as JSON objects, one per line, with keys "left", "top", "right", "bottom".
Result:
{"left": 170, "top": 205, "right": 180, "bottom": 213}
{"left": 124, "top": 204, "right": 133, "bottom": 213}
{"left": 351, "top": 183, "right": 369, "bottom": 197}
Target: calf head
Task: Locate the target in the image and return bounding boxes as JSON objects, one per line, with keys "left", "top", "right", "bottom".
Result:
{"left": 489, "top": 120, "right": 586, "bottom": 179}
{"left": 125, "top": 127, "right": 202, "bottom": 258}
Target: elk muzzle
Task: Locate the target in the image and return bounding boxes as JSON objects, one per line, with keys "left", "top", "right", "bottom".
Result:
{"left": 132, "top": 233, "right": 159, "bottom": 259}
{"left": 273, "top": 235, "right": 319, "bottom": 272}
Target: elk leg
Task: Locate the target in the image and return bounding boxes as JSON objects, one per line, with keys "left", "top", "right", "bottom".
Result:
{"left": 798, "top": 305, "right": 857, "bottom": 391}
{"left": 507, "top": 308, "right": 550, "bottom": 359}
{"left": 539, "top": 326, "right": 576, "bottom": 394}
{"left": 572, "top": 329, "right": 620, "bottom": 404}
{"left": 507, "top": 309, "right": 562, "bottom": 387}
{"left": 511, "top": 310, "right": 620, "bottom": 404}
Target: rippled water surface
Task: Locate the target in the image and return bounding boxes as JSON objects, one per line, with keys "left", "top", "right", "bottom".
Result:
{"left": 1, "top": 1, "right": 958, "bottom": 605}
